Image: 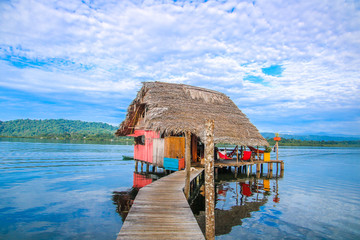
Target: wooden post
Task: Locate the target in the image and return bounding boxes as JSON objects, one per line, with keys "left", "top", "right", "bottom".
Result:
{"left": 257, "top": 146, "right": 259, "bottom": 161}
{"left": 236, "top": 146, "right": 239, "bottom": 164}
{"left": 269, "top": 163, "right": 273, "bottom": 172}
{"left": 280, "top": 161, "right": 284, "bottom": 171}
{"left": 184, "top": 131, "right": 191, "bottom": 200}
{"left": 146, "top": 163, "right": 149, "bottom": 173}
{"left": 141, "top": 162, "right": 144, "bottom": 173}
{"left": 241, "top": 146, "right": 243, "bottom": 159}
{"left": 256, "top": 163, "right": 260, "bottom": 172}
{"left": 135, "top": 160, "right": 138, "bottom": 173}
{"left": 205, "top": 120, "right": 215, "bottom": 240}
{"left": 280, "top": 169, "right": 284, "bottom": 178}
{"left": 276, "top": 141, "right": 279, "bottom": 161}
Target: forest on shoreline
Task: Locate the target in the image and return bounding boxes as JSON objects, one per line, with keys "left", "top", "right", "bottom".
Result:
{"left": 1, "top": 119, "right": 359, "bottom": 147}
{"left": 0, "top": 119, "right": 131, "bottom": 142}
{"left": 266, "top": 138, "right": 360, "bottom": 147}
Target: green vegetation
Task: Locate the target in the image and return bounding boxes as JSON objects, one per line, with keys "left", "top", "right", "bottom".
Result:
{"left": 1, "top": 119, "right": 359, "bottom": 147}
{"left": 267, "top": 138, "right": 360, "bottom": 147}
{"left": 0, "top": 119, "right": 132, "bottom": 142}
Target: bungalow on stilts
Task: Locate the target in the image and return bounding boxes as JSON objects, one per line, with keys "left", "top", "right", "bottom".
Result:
{"left": 116, "top": 81, "right": 272, "bottom": 173}
{"left": 115, "top": 82, "right": 284, "bottom": 240}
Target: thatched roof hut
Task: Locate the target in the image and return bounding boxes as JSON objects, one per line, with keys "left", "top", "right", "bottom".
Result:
{"left": 116, "top": 82, "right": 268, "bottom": 146}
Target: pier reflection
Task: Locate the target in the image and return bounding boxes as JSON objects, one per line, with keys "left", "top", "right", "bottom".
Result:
{"left": 112, "top": 171, "right": 166, "bottom": 221}
{"left": 190, "top": 169, "right": 283, "bottom": 236}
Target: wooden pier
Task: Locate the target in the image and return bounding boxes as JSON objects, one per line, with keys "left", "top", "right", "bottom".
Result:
{"left": 117, "top": 168, "right": 205, "bottom": 240}
{"left": 193, "top": 159, "right": 284, "bottom": 176}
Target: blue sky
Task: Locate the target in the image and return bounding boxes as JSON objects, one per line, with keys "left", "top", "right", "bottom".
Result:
{"left": 0, "top": 0, "right": 359, "bottom": 135}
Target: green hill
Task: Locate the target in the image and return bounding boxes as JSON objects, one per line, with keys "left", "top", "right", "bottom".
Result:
{"left": 0, "top": 119, "right": 125, "bottom": 141}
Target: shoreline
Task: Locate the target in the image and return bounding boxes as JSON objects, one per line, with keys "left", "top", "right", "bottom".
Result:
{"left": 1, "top": 136, "right": 359, "bottom": 147}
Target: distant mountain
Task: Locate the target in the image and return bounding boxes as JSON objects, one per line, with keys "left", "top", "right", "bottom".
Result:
{"left": 0, "top": 119, "right": 119, "bottom": 140}
{"left": 261, "top": 132, "right": 360, "bottom": 141}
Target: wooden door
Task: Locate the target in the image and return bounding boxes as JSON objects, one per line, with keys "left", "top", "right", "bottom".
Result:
{"left": 164, "top": 137, "right": 185, "bottom": 159}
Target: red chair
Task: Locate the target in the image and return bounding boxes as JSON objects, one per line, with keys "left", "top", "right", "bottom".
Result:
{"left": 241, "top": 151, "right": 252, "bottom": 161}
{"left": 218, "top": 151, "right": 233, "bottom": 160}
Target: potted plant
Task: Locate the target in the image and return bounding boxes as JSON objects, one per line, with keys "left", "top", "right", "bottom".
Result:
{"left": 263, "top": 146, "right": 271, "bottom": 162}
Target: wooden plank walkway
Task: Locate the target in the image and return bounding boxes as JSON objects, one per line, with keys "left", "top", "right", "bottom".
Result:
{"left": 117, "top": 168, "right": 205, "bottom": 240}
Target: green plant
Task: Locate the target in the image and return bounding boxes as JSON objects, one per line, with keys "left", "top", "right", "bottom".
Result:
{"left": 264, "top": 146, "right": 272, "bottom": 153}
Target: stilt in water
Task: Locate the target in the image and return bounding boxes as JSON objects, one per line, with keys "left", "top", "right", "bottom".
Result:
{"left": 135, "top": 160, "right": 138, "bottom": 173}
{"left": 280, "top": 169, "right": 284, "bottom": 178}
{"left": 256, "top": 163, "right": 260, "bottom": 173}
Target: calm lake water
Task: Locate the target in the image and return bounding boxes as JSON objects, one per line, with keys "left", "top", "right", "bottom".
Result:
{"left": 1, "top": 138, "right": 360, "bottom": 239}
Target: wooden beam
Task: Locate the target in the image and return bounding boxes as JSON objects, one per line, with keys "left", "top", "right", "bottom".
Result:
{"left": 205, "top": 120, "right": 215, "bottom": 240}
{"left": 184, "top": 131, "right": 191, "bottom": 199}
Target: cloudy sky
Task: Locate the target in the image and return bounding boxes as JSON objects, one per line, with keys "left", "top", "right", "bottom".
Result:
{"left": 0, "top": 0, "right": 359, "bottom": 135}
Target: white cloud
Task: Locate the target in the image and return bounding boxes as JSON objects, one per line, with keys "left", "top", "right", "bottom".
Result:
{"left": 0, "top": 0, "right": 359, "bottom": 134}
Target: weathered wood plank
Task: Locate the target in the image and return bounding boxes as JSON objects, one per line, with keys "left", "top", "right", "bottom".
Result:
{"left": 117, "top": 168, "right": 205, "bottom": 240}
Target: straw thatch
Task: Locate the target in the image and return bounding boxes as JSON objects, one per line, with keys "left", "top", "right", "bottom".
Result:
{"left": 116, "top": 82, "right": 268, "bottom": 146}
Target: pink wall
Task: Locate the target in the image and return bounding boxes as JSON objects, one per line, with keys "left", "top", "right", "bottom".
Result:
{"left": 130, "top": 130, "right": 160, "bottom": 163}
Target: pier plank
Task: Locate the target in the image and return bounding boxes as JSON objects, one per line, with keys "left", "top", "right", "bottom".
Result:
{"left": 117, "top": 169, "right": 205, "bottom": 240}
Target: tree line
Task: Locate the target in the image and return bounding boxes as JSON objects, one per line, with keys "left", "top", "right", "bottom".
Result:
{"left": 267, "top": 138, "right": 360, "bottom": 147}
{"left": 1, "top": 119, "right": 359, "bottom": 147}
{"left": 0, "top": 119, "right": 131, "bottom": 141}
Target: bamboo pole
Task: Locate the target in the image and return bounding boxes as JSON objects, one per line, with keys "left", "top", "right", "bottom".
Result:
{"left": 205, "top": 120, "right": 215, "bottom": 240}
{"left": 184, "top": 131, "right": 191, "bottom": 199}
{"left": 236, "top": 146, "right": 239, "bottom": 164}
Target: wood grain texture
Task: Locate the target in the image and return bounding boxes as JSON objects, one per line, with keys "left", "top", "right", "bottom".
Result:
{"left": 117, "top": 169, "right": 205, "bottom": 240}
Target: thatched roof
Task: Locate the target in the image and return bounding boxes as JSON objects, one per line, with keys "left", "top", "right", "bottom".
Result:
{"left": 116, "top": 82, "right": 268, "bottom": 146}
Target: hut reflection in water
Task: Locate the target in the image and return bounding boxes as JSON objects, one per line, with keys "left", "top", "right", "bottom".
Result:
{"left": 189, "top": 169, "right": 283, "bottom": 236}
{"left": 112, "top": 171, "right": 166, "bottom": 222}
